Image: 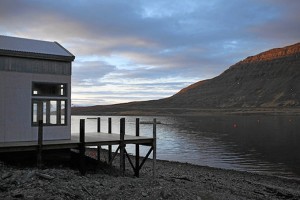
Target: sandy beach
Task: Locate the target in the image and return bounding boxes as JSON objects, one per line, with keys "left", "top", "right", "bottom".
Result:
{"left": 0, "top": 149, "right": 300, "bottom": 200}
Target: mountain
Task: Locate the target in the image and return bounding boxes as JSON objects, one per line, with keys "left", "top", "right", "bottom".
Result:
{"left": 162, "top": 43, "right": 300, "bottom": 108}
{"left": 72, "top": 42, "right": 300, "bottom": 115}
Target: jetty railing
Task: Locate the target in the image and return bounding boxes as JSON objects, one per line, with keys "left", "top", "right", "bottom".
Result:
{"left": 6, "top": 117, "right": 156, "bottom": 178}
{"left": 79, "top": 117, "right": 157, "bottom": 177}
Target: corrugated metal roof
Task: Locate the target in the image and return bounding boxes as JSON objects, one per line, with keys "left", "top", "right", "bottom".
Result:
{"left": 0, "top": 35, "right": 74, "bottom": 60}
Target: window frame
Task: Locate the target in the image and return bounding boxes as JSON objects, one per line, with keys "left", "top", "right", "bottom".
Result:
{"left": 31, "top": 81, "right": 68, "bottom": 127}
{"left": 31, "top": 99, "right": 68, "bottom": 127}
{"left": 32, "top": 82, "right": 67, "bottom": 97}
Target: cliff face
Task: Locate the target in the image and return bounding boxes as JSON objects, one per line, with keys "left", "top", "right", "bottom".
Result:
{"left": 163, "top": 43, "right": 300, "bottom": 108}
{"left": 239, "top": 43, "right": 300, "bottom": 64}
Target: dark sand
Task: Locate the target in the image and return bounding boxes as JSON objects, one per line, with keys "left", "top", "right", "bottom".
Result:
{"left": 0, "top": 149, "right": 300, "bottom": 200}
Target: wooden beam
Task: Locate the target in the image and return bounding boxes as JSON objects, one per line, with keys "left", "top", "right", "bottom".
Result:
{"left": 97, "top": 117, "right": 101, "bottom": 162}
{"left": 135, "top": 118, "right": 140, "bottom": 177}
{"left": 125, "top": 149, "right": 135, "bottom": 171}
{"left": 37, "top": 120, "right": 43, "bottom": 169}
{"left": 108, "top": 117, "right": 112, "bottom": 163}
{"left": 120, "top": 118, "right": 125, "bottom": 176}
{"left": 108, "top": 146, "right": 120, "bottom": 166}
{"left": 153, "top": 118, "right": 157, "bottom": 178}
{"left": 79, "top": 119, "right": 86, "bottom": 175}
{"left": 138, "top": 147, "right": 153, "bottom": 170}
{"left": 97, "top": 117, "right": 101, "bottom": 133}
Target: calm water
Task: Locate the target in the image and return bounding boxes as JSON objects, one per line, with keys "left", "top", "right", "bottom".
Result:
{"left": 71, "top": 115, "right": 300, "bottom": 179}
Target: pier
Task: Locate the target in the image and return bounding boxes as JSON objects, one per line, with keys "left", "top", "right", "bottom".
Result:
{"left": 0, "top": 117, "right": 157, "bottom": 177}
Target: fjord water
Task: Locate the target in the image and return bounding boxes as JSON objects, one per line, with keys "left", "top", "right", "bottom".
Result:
{"left": 71, "top": 115, "right": 300, "bottom": 179}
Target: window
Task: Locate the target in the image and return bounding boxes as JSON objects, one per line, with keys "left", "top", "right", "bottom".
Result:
{"left": 32, "top": 100, "right": 67, "bottom": 126}
{"left": 32, "top": 82, "right": 67, "bottom": 96}
{"left": 32, "top": 82, "right": 68, "bottom": 126}
{"left": 33, "top": 103, "right": 38, "bottom": 123}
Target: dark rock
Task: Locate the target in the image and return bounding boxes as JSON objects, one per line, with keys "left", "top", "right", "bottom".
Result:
{"left": 11, "top": 190, "right": 24, "bottom": 198}
{"left": 119, "top": 185, "right": 125, "bottom": 190}
{"left": 1, "top": 172, "right": 12, "bottom": 180}
{"left": 0, "top": 183, "right": 8, "bottom": 192}
{"left": 142, "top": 192, "right": 148, "bottom": 197}
{"left": 21, "top": 171, "right": 35, "bottom": 183}
{"left": 161, "top": 190, "right": 171, "bottom": 199}
{"left": 0, "top": 151, "right": 299, "bottom": 200}
{"left": 36, "top": 172, "right": 55, "bottom": 180}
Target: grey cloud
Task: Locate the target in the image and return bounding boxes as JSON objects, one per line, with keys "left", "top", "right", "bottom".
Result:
{"left": 1, "top": 0, "right": 299, "bottom": 105}
{"left": 72, "top": 61, "right": 116, "bottom": 86}
{"left": 249, "top": 1, "right": 300, "bottom": 44}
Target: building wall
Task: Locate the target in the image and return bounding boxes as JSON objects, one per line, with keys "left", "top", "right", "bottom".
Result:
{"left": 0, "top": 71, "right": 71, "bottom": 142}
{"left": 0, "top": 56, "right": 71, "bottom": 75}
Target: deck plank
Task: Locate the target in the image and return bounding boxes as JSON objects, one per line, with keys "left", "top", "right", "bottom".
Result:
{"left": 0, "top": 132, "right": 154, "bottom": 152}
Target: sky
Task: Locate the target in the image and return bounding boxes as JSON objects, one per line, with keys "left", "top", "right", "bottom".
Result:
{"left": 0, "top": 0, "right": 299, "bottom": 106}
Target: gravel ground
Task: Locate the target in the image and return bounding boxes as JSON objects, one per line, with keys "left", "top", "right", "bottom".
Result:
{"left": 0, "top": 149, "right": 300, "bottom": 200}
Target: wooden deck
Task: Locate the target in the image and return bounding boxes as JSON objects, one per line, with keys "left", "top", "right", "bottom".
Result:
{"left": 0, "top": 117, "right": 157, "bottom": 177}
{"left": 0, "top": 132, "right": 154, "bottom": 153}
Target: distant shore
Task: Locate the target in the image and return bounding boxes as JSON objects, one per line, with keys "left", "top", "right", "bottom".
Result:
{"left": 1, "top": 149, "right": 300, "bottom": 199}
{"left": 72, "top": 107, "right": 300, "bottom": 117}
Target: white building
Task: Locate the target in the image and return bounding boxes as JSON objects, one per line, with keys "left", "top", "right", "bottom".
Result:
{"left": 0, "top": 35, "right": 75, "bottom": 142}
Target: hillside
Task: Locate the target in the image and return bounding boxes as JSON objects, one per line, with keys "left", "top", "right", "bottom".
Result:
{"left": 72, "top": 43, "right": 300, "bottom": 115}
{"left": 162, "top": 43, "right": 300, "bottom": 108}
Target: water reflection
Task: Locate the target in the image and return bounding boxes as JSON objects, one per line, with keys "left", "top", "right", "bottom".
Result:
{"left": 71, "top": 115, "right": 300, "bottom": 179}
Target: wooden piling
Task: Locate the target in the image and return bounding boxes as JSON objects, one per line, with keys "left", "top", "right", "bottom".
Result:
{"left": 108, "top": 118, "right": 112, "bottom": 163}
{"left": 135, "top": 118, "right": 140, "bottom": 177}
{"left": 97, "top": 117, "right": 101, "bottom": 133}
{"left": 120, "top": 118, "right": 125, "bottom": 175}
{"left": 97, "top": 117, "right": 101, "bottom": 162}
{"left": 153, "top": 118, "right": 157, "bottom": 178}
{"left": 79, "top": 119, "right": 86, "bottom": 175}
{"left": 37, "top": 120, "right": 43, "bottom": 169}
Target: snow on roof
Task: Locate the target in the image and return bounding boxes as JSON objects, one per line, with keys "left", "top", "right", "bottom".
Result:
{"left": 0, "top": 35, "right": 74, "bottom": 60}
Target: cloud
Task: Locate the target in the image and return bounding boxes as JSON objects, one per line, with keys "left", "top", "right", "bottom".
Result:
{"left": 0, "top": 0, "right": 299, "bottom": 105}
{"left": 249, "top": 0, "right": 300, "bottom": 44}
{"left": 72, "top": 60, "right": 117, "bottom": 86}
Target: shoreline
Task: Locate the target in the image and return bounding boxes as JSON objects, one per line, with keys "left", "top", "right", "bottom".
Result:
{"left": 1, "top": 150, "right": 300, "bottom": 199}
{"left": 72, "top": 107, "right": 300, "bottom": 117}
{"left": 72, "top": 113, "right": 300, "bottom": 183}
{"left": 85, "top": 148, "right": 300, "bottom": 182}
{"left": 158, "top": 158, "right": 300, "bottom": 182}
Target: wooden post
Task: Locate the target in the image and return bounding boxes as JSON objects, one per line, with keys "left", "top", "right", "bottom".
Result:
{"left": 79, "top": 119, "right": 86, "bottom": 175}
{"left": 153, "top": 118, "right": 157, "bottom": 178}
{"left": 97, "top": 117, "right": 101, "bottom": 133}
{"left": 108, "top": 117, "right": 112, "bottom": 163}
{"left": 120, "top": 118, "right": 125, "bottom": 176}
{"left": 97, "top": 117, "right": 101, "bottom": 162}
{"left": 135, "top": 118, "right": 140, "bottom": 177}
{"left": 37, "top": 120, "right": 43, "bottom": 169}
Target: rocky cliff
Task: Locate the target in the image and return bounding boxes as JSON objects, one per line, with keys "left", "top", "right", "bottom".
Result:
{"left": 163, "top": 42, "right": 300, "bottom": 108}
